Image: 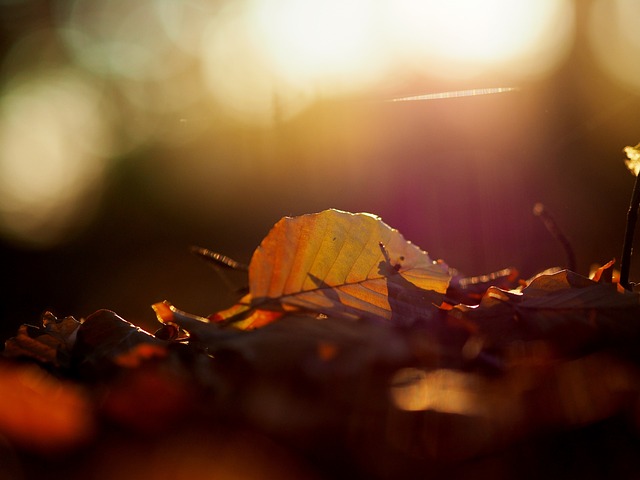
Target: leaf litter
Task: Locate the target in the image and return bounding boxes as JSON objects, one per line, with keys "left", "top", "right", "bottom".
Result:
{"left": 3, "top": 207, "right": 640, "bottom": 479}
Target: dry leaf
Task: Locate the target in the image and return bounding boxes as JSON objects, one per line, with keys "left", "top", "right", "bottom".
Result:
{"left": 449, "top": 269, "right": 640, "bottom": 359}
{"left": 73, "top": 310, "right": 165, "bottom": 375}
{"left": 235, "top": 209, "right": 451, "bottom": 326}
{"left": 3, "top": 312, "right": 81, "bottom": 368}
{"left": 624, "top": 142, "right": 640, "bottom": 176}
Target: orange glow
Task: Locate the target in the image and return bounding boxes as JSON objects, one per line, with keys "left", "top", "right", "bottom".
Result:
{"left": 0, "top": 363, "right": 95, "bottom": 452}
{"left": 200, "top": 2, "right": 313, "bottom": 126}
{"left": 317, "top": 341, "right": 339, "bottom": 361}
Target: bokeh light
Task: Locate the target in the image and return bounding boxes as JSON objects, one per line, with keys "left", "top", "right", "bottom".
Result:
{"left": 1, "top": 0, "right": 639, "bottom": 372}
{"left": 0, "top": 69, "right": 113, "bottom": 247}
{"left": 54, "top": 0, "right": 210, "bottom": 150}
{"left": 0, "top": 0, "right": 593, "bottom": 254}
{"left": 56, "top": 0, "right": 187, "bottom": 81}
{"left": 390, "top": 368, "right": 483, "bottom": 415}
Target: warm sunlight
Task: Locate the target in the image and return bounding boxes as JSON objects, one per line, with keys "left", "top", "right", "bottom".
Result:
{"left": 200, "top": 2, "right": 314, "bottom": 126}
{"left": 0, "top": 0, "right": 581, "bottom": 248}
{"left": 200, "top": 0, "right": 387, "bottom": 126}
{"left": 385, "top": 0, "right": 574, "bottom": 79}
{"left": 250, "top": 0, "right": 386, "bottom": 89}
{"left": 200, "top": 0, "right": 574, "bottom": 124}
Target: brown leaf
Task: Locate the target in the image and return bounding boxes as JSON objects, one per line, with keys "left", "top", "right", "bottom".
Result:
{"left": 450, "top": 269, "right": 640, "bottom": 359}
{"left": 3, "top": 312, "right": 81, "bottom": 368}
{"left": 73, "top": 310, "right": 165, "bottom": 375}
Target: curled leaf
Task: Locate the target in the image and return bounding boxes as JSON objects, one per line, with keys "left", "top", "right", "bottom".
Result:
{"left": 73, "top": 310, "right": 164, "bottom": 375}
{"left": 246, "top": 209, "right": 451, "bottom": 325}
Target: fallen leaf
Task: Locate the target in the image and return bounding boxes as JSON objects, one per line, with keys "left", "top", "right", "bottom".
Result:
{"left": 234, "top": 209, "right": 451, "bottom": 326}
{"left": 73, "top": 310, "right": 165, "bottom": 376}
{"left": 450, "top": 269, "right": 640, "bottom": 359}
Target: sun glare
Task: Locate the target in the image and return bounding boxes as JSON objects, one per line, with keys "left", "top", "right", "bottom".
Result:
{"left": 200, "top": 3, "right": 314, "bottom": 126}
{"left": 200, "top": 0, "right": 388, "bottom": 126}
{"left": 199, "top": 0, "right": 574, "bottom": 123}
{"left": 250, "top": 0, "right": 386, "bottom": 87}
{"left": 385, "top": 0, "right": 574, "bottom": 79}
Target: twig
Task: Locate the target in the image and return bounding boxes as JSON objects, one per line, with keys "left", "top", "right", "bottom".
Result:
{"left": 619, "top": 173, "right": 640, "bottom": 290}
{"left": 190, "top": 246, "right": 248, "bottom": 271}
{"left": 533, "top": 203, "right": 576, "bottom": 272}
{"left": 190, "top": 246, "right": 249, "bottom": 294}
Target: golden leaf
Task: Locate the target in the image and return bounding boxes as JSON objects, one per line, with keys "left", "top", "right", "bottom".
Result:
{"left": 245, "top": 209, "right": 451, "bottom": 325}
{"left": 624, "top": 142, "right": 640, "bottom": 176}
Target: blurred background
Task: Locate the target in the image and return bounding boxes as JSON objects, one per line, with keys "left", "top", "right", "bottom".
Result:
{"left": 0, "top": 0, "right": 639, "bottom": 337}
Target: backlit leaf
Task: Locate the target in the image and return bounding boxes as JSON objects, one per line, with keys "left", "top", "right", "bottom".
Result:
{"left": 624, "top": 142, "right": 640, "bottom": 176}
{"left": 246, "top": 209, "right": 451, "bottom": 325}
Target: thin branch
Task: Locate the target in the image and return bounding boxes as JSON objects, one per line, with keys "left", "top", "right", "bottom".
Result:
{"left": 619, "top": 173, "right": 640, "bottom": 290}
{"left": 190, "top": 246, "right": 248, "bottom": 271}
{"left": 533, "top": 203, "right": 576, "bottom": 272}
{"left": 190, "top": 246, "right": 249, "bottom": 295}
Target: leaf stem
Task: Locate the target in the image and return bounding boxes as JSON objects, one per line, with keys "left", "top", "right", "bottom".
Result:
{"left": 620, "top": 173, "right": 640, "bottom": 290}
